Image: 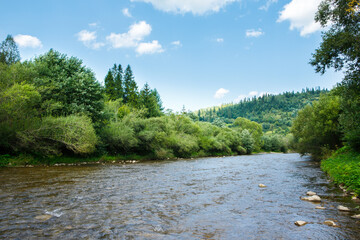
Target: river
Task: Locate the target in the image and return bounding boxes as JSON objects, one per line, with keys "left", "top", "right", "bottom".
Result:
{"left": 0, "top": 153, "right": 359, "bottom": 239}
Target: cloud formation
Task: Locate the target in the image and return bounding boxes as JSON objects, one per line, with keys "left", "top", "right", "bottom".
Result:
{"left": 246, "top": 29, "right": 264, "bottom": 38}
{"left": 171, "top": 40, "right": 181, "bottom": 46}
{"left": 123, "top": 8, "right": 132, "bottom": 17}
{"left": 259, "top": 0, "right": 278, "bottom": 11}
{"left": 277, "top": 0, "right": 322, "bottom": 36}
{"left": 77, "top": 30, "right": 105, "bottom": 49}
{"left": 216, "top": 38, "right": 224, "bottom": 43}
{"left": 131, "top": 0, "right": 238, "bottom": 15}
{"left": 136, "top": 40, "right": 164, "bottom": 55}
{"left": 14, "top": 34, "right": 42, "bottom": 48}
{"left": 234, "top": 91, "right": 269, "bottom": 102}
{"left": 106, "top": 21, "right": 152, "bottom": 48}
{"left": 214, "top": 88, "right": 230, "bottom": 99}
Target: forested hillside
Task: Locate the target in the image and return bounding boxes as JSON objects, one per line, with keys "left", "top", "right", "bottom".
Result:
{"left": 196, "top": 88, "right": 328, "bottom": 134}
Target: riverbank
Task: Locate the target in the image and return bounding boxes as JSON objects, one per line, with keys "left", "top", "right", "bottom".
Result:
{"left": 321, "top": 147, "right": 360, "bottom": 196}
{"left": 0, "top": 151, "right": 245, "bottom": 167}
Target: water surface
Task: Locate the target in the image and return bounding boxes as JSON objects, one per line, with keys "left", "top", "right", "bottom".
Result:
{"left": 0, "top": 153, "right": 359, "bottom": 239}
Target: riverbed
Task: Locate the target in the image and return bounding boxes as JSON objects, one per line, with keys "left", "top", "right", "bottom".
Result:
{"left": 0, "top": 153, "right": 359, "bottom": 239}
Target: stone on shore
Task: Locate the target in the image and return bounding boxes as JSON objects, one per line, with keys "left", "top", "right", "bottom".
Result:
{"left": 324, "top": 220, "right": 337, "bottom": 227}
{"left": 35, "top": 214, "right": 52, "bottom": 221}
{"left": 294, "top": 221, "right": 307, "bottom": 226}
{"left": 258, "top": 184, "right": 266, "bottom": 188}
{"left": 315, "top": 206, "right": 326, "bottom": 210}
{"left": 307, "top": 191, "right": 317, "bottom": 196}
{"left": 351, "top": 214, "right": 360, "bottom": 219}
{"left": 337, "top": 205, "right": 350, "bottom": 211}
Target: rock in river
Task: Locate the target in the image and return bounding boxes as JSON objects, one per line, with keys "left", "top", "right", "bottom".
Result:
{"left": 337, "top": 205, "right": 350, "bottom": 211}
{"left": 306, "top": 191, "right": 316, "bottom": 196}
{"left": 351, "top": 214, "right": 360, "bottom": 219}
{"left": 35, "top": 214, "right": 52, "bottom": 221}
{"left": 315, "top": 206, "right": 326, "bottom": 210}
{"left": 258, "top": 184, "right": 266, "bottom": 188}
{"left": 294, "top": 221, "right": 307, "bottom": 226}
{"left": 324, "top": 220, "right": 337, "bottom": 227}
{"left": 301, "top": 195, "right": 321, "bottom": 202}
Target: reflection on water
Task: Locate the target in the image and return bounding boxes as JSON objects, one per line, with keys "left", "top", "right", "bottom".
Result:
{"left": 0, "top": 154, "right": 359, "bottom": 239}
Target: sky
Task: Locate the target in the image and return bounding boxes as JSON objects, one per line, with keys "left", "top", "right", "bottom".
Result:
{"left": 0, "top": 0, "right": 343, "bottom": 111}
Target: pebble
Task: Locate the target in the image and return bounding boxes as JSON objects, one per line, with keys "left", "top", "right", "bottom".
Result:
{"left": 337, "top": 205, "right": 351, "bottom": 211}
{"left": 307, "top": 191, "right": 317, "bottom": 196}
{"left": 315, "top": 206, "right": 326, "bottom": 210}
{"left": 35, "top": 214, "right": 52, "bottom": 221}
{"left": 324, "top": 220, "right": 337, "bottom": 227}
{"left": 301, "top": 195, "right": 321, "bottom": 202}
{"left": 351, "top": 214, "right": 360, "bottom": 219}
{"left": 294, "top": 221, "right": 307, "bottom": 226}
{"left": 258, "top": 184, "right": 266, "bottom": 188}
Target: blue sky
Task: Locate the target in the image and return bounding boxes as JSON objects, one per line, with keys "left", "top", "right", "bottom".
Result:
{"left": 0, "top": 0, "right": 342, "bottom": 111}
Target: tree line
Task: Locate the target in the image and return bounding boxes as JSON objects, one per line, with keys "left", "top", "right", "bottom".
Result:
{"left": 0, "top": 35, "right": 264, "bottom": 163}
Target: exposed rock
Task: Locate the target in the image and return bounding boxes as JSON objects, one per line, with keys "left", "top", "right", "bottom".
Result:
{"left": 35, "top": 214, "right": 52, "bottom": 221}
{"left": 351, "top": 196, "right": 358, "bottom": 200}
{"left": 294, "top": 221, "right": 307, "bottom": 226}
{"left": 324, "top": 220, "right": 337, "bottom": 227}
{"left": 337, "top": 205, "right": 351, "bottom": 211}
{"left": 307, "top": 191, "right": 317, "bottom": 196}
{"left": 301, "top": 195, "right": 321, "bottom": 202}
{"left": 316, "top": 206, "right": 326, "bottom": 210}
{"left": 258, "top": 184, "right": 266, "bottom": 188}
{"left": 351, "top": 214, "right": 360, "bottom": 219}
{"left": 64, "top": 226, "right": 73, "bottom": 230}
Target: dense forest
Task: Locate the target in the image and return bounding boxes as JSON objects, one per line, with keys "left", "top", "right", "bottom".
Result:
{"left": 196, "top": 88, "right": 328, "bottom": 134}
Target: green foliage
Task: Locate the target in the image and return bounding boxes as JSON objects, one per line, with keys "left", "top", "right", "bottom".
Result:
{"left": 262, "top": 134, "right": 289, "bottom": 153}
{"left": 139, "top": 83, "right": 163, "bottom": 118}
{"left": 123, "top": 65, "right": 139, "bottom": 106}
{"left": 197, "top": 88, "right": 327, "bottom": 134}
{"left": 32, "top": 49, "right": 104, "bottom": 122}
{"left": 0, "top": 35, "right": 20, "bottom": 65}
{"left": 321, "top": 147, "right": 360, "bottom": 195}
{"left": 17, "top": 115, "right": 98, "bottom": 156}
{"left": 240, "top": 129, "right": 255, "bottom": 154}
{"left": 104, "top": 70, "right": 116, "bottom": 100}
{"left": 311, "top": 0, "right": 360, "bottom": 151}
{"left": 291, "top": 93, "right": 342, "bottom": 159}
{"left": 102, "top": 121, "right": 138, "bottom": 154}
{"left": 233, "top": 117, "right": 263, "bottom": 150}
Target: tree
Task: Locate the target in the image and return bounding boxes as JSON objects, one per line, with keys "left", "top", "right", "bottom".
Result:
{"left": 113, "top": 64, "right": 124, "bottom": 100}
{"left": 32, "top": 49, "right": 104, "bottom": 122}
{"left": 139, "top": 83, "right": 163, "bottom": 118}
{"left": 123, "top": 65, "right": 138, "bottom": 106}
{"left": 311, "top": 0, "right": 360, "bottom": 150}
{"left": 291, "top": 93, "right": 342, "bottom": 159}
{"left": 0, "top": 35, "right": 20, "bottom": 65}
{"left": 104, "top": 70, "right": 116, "bottom": 100}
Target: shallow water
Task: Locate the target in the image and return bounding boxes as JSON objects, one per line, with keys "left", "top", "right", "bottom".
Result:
{"left": 0, "top": 153, "right": 359, "bottom": 239}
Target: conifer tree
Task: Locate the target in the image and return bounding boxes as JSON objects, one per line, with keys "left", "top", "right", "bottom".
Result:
{"left": 104, "top": 70, "right": 116, "bottom": 100}
{"left": 123, "top": 65, "right": 138, "bottom": 106}
{"left": 114, "top": 64, "right": 124, "bottom": 100}
{"left": 0, "top": 35, "right": 20, "bottom": 65}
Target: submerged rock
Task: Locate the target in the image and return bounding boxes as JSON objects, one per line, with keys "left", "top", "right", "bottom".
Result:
{"left": 337, "top": 205, "right": 351, "bottom": 211}
{"left": 294, "top": 221, "right": 307, "bottom": 226}
{"left": 258, "top": 184, "right": 266, "bottom": 188}
{"left": 35, "top": 214, "right": 52, "bottom": 221}
{"left": 324, "top": 220, "right": 337, "bottom": 227}
{"left": 307, "top": 191, "right": 317, "bottom": 196}
{"left": 315, "top": 206, "right": 326, "bottom": 210}
{"left": 301, "top": 195, "right": 321, "bottom": 202}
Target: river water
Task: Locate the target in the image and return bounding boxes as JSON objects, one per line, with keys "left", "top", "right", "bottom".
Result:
{"left": 0, "top": 153, "right": 359, "bottom": 239}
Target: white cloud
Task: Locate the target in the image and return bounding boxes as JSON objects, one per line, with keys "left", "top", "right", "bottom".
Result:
{"left": 246, "top": 29, "right": 264, "bottom": 38}
{"left": 136, "top": 40, "right": 164, "bottom": 55}
{"left": 77, "top": 30, "right": 105, "bottom": 49}
{"left": 123, "top": 8, "right": 132, "bottom": 17}
{"left": 14, "top": 34, "right": 42, "bottom": 48}
{"left": 214, "top": 88, "right": 230, "bottom": 99}
{"left": 234, "top": 91, "right": 269, "bottom": 102}
{"left": 107, "top": 21, "right": 152, "bottom": 48}
{"left": 216, "top": 38, "right": 224, "bottom": 43}
{"left": 259, "top": 0, "right": 278, "bottom": 11}
{"left": 277, "top": 0, "right": 322, "bottom": 36}
{"left": 131, "top": 0, "right": 238, "bottom": 15}
{"left": 89, "top": 22, "right": 98, "bottom": 27}
{"left": 171, "top": 40, "right": 182, "bottom": 46}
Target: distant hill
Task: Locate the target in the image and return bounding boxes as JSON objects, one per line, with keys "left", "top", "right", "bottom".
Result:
{"left": 196, "top": 87, "right": 328, "bottom": 134}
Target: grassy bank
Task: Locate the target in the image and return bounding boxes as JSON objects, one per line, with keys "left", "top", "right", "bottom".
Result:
{"left": 321, "top": 147, "right": 360, "bottom": 196}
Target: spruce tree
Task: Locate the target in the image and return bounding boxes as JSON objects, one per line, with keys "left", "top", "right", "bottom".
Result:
{"left": 123, "top": 65, "right": 138, "bottom": 106}
{"left": 0, "top": 35, "right": 20, "bottom": 65}
{"left": 114, "top": 64, "right": 124, "bottom": 100}
{"left": 104, "top": 70, "right": 115, "bottom": 100}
